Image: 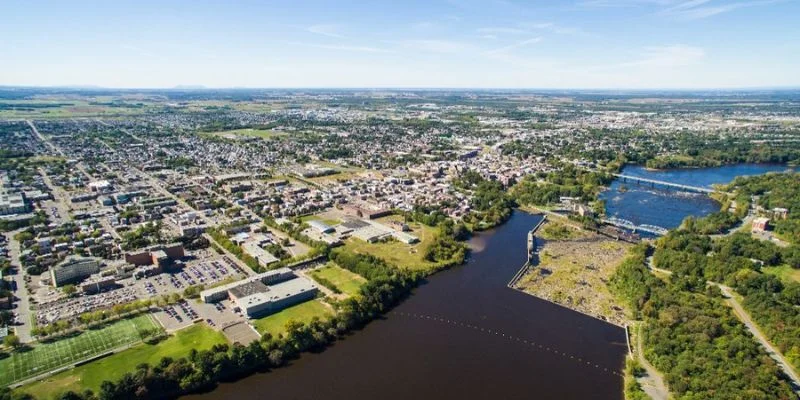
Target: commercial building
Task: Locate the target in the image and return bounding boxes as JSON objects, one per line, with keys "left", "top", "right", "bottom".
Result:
{"left": 124, "top": 243, "right": 185, "bottom": 266}
{"left": 242, "top": 241, "right": 280, "bottom": 267}
{"left": 233, "top": 277, "right": 318, "bottom": 318}
{"left": 0, "top": 191, "right": 27, "bottom": 215}
{"left": 199, "top": 268, "right": 317, "bottom": 318}
{"left": 50, "top": 256, "right": 100, "bottom": 287}
{"left": 80, "top": 276, "right": 117, "bottom": 294}
{"left": 200, "top": 267, "right": 295, "bottom": 303}
{"left": 307, "top": 220, "right": 335, "bottom": 234}
{"left": 88, "top": 180, "right": 112, "bottom": 192}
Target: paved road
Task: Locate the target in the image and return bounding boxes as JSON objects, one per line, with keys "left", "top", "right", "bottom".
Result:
{"left": 717, "top": 284, "right": 800, "bottom": 393}
{"left": 646, "top": 257, "right": 800, "bottom": 393}
{"left": 632, "top": 322, "right": 671, "bottom": 400}
{"left": 27, "top": 120, "right": 93, "bottom": 180}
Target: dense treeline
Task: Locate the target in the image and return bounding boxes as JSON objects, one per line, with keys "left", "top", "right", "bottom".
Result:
{"left": 725, "top": 172, "right": 800, "bottom": 243}
{"left": 645, "top": 137, "right": 800, "bottom": 169}
{"left": 510, "top": 164, "right": 612, "bottom": 206}
{"left": 9, "top": 251, "right": 419, "bottom": 400}
{"left": 453, "top": 170, "right": 515, "bottom": 230}
{"left": 610, "top": 246, "right": 795, "bottom": 399}
{"left": 651, "top": 223, "right": 800, "bottom": 376}
{"left": 681, "top": 211, "right": 739, "bottom": 235}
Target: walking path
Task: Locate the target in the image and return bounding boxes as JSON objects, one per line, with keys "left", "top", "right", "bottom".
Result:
{"left": 632, "top": 322, "right": 670, "bottom": 400}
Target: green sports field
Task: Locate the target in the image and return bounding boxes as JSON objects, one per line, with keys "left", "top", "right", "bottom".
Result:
{"left": 19, "top": 323, "right": 227, "bottom": 399}
{"left": 0, "top": 314, "right": 160, "bottom": 387}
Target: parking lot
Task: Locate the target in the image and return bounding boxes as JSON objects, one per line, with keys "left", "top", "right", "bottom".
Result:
{"left": 136, "top": 256, "right": 245, "bottom": 298}
{"left": 155, "top": 296, "right": 246, "bottom": 333}
{"left": 31, "top": 254, "right": 247, "bottom": 327}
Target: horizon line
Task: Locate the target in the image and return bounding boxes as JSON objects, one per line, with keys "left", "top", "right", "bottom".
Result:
{"left": 2, "top": 84, "right": 800, "bottom": 93}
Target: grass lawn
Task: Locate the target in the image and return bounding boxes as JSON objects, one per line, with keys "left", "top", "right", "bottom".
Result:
{"left": 537, "top": 220, "right": 589, "bottom": 241}
{"left": 206, "top": 128, "right": 286, "bottom": 139}
{"left": 309, "top": 264, "right": 367, "bottom": 296}
{"left": 251, "top": 300, "right": 332, "bottom": 338}
{"left": 18, "top": 323, "right": 226, "bottom": 399}
{"left": 762, "top": 264, "right": 800, "bottom": 284}
{"left": 343, "top": 216, "right": 440, "bottom": 271}
{"left": 0, "top": 314, "right": 160, "bottom": 387}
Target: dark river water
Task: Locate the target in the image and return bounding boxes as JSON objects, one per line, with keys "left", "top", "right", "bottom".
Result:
{"left": 188, "top": 212, "right": 627, "bottom": 400}
{"left": 600, "top": 164, "right": 796, "bottom": 229}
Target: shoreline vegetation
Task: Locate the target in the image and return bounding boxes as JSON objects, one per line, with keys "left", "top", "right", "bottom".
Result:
{"left": 611, "top": 170, "right": 800, "bottom": 399}
{"left": 8, "top": 211, "right": 469, "bottom": 400}
{"left": 5, "top": 163, "right": 798, "bottom": 400}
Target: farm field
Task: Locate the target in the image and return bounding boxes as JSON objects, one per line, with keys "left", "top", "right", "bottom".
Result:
{"left": 18, "top": 323, "right": 226, "bottom": 399}
{"left": 309, "top": 264, "right": 367, "bottom": 296}
{"left": 0, "top": 314, "right": 160, "bottom": 387}
{"left": 251, "top": 299, "right": 332, "bottom": 338}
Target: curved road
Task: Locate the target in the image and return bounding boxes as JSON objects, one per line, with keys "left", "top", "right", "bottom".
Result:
{"left": 646, "top": 256, "right": 800, "bottom": 394}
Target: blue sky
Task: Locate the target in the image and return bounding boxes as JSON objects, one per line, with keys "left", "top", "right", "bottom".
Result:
{"left": 2, "top": 0, "right": 799, "bottom": 88}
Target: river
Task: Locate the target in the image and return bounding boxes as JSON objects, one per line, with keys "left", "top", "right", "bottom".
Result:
{"left": 188, "top": 212, "right": 627, "bottom": 400}
{"left": 600, "top": 164, "right": 796, "bottom": 229}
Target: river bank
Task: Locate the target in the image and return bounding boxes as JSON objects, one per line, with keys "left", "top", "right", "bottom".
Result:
{"left": 513, "top": 219, "right": 632, "bottom": 327}
{"left": 185, "top": 211, "right": 627, "bottom": 400}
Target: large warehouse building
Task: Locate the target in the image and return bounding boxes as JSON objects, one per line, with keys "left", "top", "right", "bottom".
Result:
{"left": 199, "top": 268, "right": 318, "bottom": 318}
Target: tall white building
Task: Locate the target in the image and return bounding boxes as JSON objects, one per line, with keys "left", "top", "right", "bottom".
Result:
{"left": 50, "top": 257, "right": 100, "bottom": 287}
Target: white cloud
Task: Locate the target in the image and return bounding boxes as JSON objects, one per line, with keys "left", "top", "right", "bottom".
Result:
{"left": 307, "top": 24, "right": 345, "bottom": 38}
{"left": 634, "top": 44, "right": 705, "bottom": 66}
{"left": 485, "top": 37, "right": 543, "bottom": 55}
{"left": 477, "top": 27, "right": 530, "bottom": 35}
{"left": 395, "top": 39, "right": 471, "bottom": 53}
{"left": 290, "top": 42, "right": 393, "bottom": 53}
{"left": 411, "top": 21, "right": 438, "bottom": 31}
{"left": 662, "top": 0, "right": 782, "bottom": 19}
{"left": 577, "top": 0, "right": 784, "bottom": 19}
{"left": 590, "top": 44, "right": 705, "bottom": 69}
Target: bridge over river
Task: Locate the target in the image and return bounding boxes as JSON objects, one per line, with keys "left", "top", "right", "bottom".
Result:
{"left": 612, "top": 173, "right": 728, "bottom": 195}
{"left": 602, "top": 217, "right": 669, "bottom": 236}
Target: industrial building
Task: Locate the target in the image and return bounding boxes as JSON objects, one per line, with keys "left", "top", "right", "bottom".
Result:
{"left": 307, "top": 220, "right": 335, "bottom": 234}
{"left": 348, "top": 220, "right": 420, "bottom": 244}
{"left": 50, "top": 256, "right": 101, "bottom": 287}
{"left": 200, "top": 268, "right": 295, "bottom": 303}
{"left": 199, "top": 268, "right": 318, "bottom": 318}
{"left": 233, "top": 277, "right": 318, "bottom": 318}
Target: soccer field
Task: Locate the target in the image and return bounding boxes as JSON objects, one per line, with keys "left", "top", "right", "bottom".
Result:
{"left": 0, "top": 314, "right": 160, "bottom": 387}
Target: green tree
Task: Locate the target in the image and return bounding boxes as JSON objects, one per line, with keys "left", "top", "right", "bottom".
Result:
{"left": 4, "top": 334, "right": 21, "bottom": 349}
